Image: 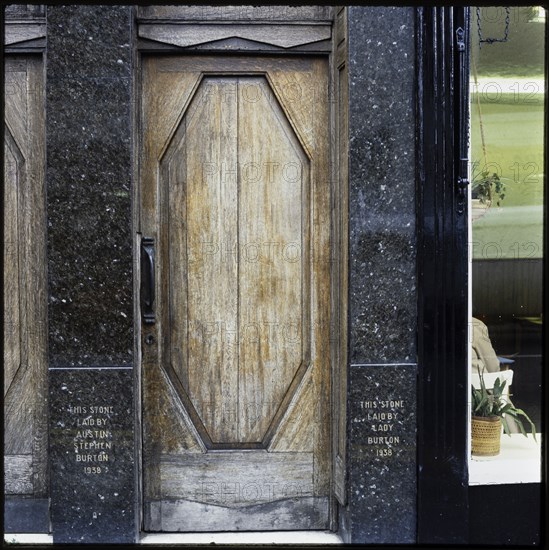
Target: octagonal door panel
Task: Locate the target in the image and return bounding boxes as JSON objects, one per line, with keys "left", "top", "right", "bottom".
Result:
{"left": 141, "top": 56, "right": 330, "bottom": 532}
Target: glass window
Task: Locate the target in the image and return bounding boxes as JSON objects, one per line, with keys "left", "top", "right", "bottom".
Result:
{"left": 468, "top": 6, "right": 544, "bottom": 483}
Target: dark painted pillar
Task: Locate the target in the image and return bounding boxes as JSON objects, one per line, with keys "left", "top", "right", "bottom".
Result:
{"left": 46, "top": 6, "right": 137, "bottom": 543}
{"left": 340, "top": 7, "right": 418, "bottom": 544}
{"left": 416, "top": 8, "right": 470, "bottom": 544}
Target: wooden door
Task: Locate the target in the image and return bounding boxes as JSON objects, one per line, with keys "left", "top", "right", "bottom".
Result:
{"left": 140, "top": 55, "right": 331, "bottom": 531}
{"left": 4, "top": 56, "right": 48, "bottom": 500}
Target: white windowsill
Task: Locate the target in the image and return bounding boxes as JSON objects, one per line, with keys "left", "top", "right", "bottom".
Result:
{"left": 469, "top": 433, "right": 542, "bottom": 486}
{"left": 3, "top": 534, "right": 53, "bottom": 545}
{"left": 141, "top": 531, "right": 343, "bottom": 544}
{"left": 4, "top": 531, "right": 343, "bottom": 546}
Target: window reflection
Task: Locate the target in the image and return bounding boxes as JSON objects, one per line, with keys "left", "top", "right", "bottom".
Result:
{"left": 469, "top": 6, "right": 544, "bottom": 469}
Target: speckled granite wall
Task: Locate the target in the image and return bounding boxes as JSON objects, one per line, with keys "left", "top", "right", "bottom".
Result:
{"left": 341, "top": 6, "right": 418, "bottom": 544}
{"left": 47, "top": 5, "right": 133, "bottom": 367}
{"left": 46, "top": 6, "right": 137, "bottom": 543}
{"left": 348, "top": 6, "right": 417, "bottom": 364}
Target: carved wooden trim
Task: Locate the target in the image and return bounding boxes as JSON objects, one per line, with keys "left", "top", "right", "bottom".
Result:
{"left": 4, "top": 23, "right": 46, "bottom": 46}
{"left": 138, "top": 23, "right": 332, "bottom": 52}
{"left": 137, "top": 6, "right": 333, "bottom": 53}
{"left": 4, "top": 6, "right": 46, "bottom": 52}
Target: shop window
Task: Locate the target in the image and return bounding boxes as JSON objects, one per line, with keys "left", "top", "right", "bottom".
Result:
{"left": 468, "top": 6, "right": 544, "bottom": 484}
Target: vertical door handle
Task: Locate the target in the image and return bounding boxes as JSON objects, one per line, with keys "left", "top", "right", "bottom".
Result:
{"left": 141, "top": 237, "right": 155, "bottom": 324}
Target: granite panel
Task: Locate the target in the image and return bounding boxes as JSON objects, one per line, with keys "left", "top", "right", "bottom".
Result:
{"left": 46, "top": 6, "right": 137, "bottom": 544}
{"left": 46, "top": 5, "right": 132, "bottom": 79}
{"left": 49, "top": 368, "right": 137, "bottom": 543}
{"left": 343, "top": 364, "right": 417, "bottom": 544}
{"left": 46, "top": 8, "right": 133, "bottom": 367}
{"left": 345, "top": 14, "right": 419, "bottom": 531}
{"left": 46, "top": 77, "right": 131, "bottom": 169}
{"left": 347, "top": 6, "right": 417, "bottom": 364}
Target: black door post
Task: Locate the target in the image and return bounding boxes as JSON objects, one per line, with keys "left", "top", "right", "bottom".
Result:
{"left": 416, "top": 6, "right": 471, "bottom": 544}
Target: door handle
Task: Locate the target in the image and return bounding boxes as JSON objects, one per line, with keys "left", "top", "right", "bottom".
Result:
{"left": 141, "top": 237, "right": 155, "bottom": 324}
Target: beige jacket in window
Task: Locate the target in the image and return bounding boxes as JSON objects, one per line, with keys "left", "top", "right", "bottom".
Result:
{"left": 471, "top": 317, "right": 500, "bottom": 373}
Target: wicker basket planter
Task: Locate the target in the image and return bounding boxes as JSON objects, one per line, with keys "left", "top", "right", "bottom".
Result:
{"left": 471, "top": 416, "right": 502, "bottom": 456}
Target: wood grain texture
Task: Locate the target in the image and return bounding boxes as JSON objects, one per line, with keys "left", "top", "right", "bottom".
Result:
{"left": 175, "top": 78, "right": 239, "bottom": 442}
{"left": 4, "top": 456, "right": 33, "bottom": 495}
{"left": 137, "top": 6, "right": 333, "bottom": 22}
{"left": 268, "top": 369, "right": 316, "bottom": 452}
{"left": 139, "top": 24, "right": 331, "bottom": 50}
{"left": 160, "top": 452, "right": 313, "bottom": 505}
{"left": 331, "top": 7, "right": 349, "bottom": 508}
{"left": 146, "top": 496, "right": 329, "bottom": 532}
{"left": 3, "top": 56, "right": 47, "bottom": 497}
{"left": 237, "top": 76, "right": 309, "bottom": 443}
{"left": 140, "top": 54, "right": 331, "bottom": 531}
{"left": 155, "top": 71, "right": 314, "bottom": 446}
{"left": 4, "top": 24, "right": 46, "bottom": 46}
{"left": 3, "top": 129, "right": 23, "bottom": 398}
{"left": 4, "top": 5, "right": 45, "bottom": 19}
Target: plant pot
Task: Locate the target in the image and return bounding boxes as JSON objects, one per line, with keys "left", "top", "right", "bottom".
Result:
{"left": 471, "top": 416, "right": 501, "bottom": 456}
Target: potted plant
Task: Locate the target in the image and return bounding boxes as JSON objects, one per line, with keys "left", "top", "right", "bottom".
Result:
{"left": 471, "top": 367, "right": 536, "bottom": 457}
{"left": 471, "top": 170, "right": 506, "bottom": 221}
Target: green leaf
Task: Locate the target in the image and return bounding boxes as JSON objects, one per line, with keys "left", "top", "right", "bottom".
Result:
{"left": 499, "top": 403, "right": 513, "bottom": 414}
{"left": 493, "top": 378, "right": 506, "bottom": 398}
{"left": 514, "top": 417, "right": 528, "bottom": 438}
{"left": 514, "top": 408, "right": 537, "bottom": 441}
{"left": 474, "top": 395, "right": 488, "bottom": 413}
{"left": 501, "top": 415, "right": 511, "bottom": 436}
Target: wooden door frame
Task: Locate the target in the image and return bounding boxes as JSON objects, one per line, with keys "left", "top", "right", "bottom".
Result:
{"left": 131, "top": 6, "right": 348, "bottom": 533}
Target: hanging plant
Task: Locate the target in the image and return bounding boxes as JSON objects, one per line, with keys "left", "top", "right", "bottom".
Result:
{"left": 471, "top": 170, "right": 506, "bottom": 207}
{"left": 470, "top": 39, "right": 507, "bottom": 222}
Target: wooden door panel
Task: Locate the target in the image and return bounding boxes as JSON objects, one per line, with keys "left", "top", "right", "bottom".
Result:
{"left": 147, "top": 496, "right": 329, "bottom": 533}
{"left": 4, "top": 56, "right": 47, "bottom": 498}
{"left": 237, "top": 76, "right": 309, "bottom": 444}
{"left": 164, "top": 75, "right": 310, "bottom": 445}
{"left": 3, "top": 130, "right": 24, "bottom": 399}
{"left": 165, "top": 76, "right": 240, "bottom": 444}
{"left": 141, "top": 55, "right": 330, "bottom": 531}
{"left": 160, "top": 452, "right": 313, "bottom": 504}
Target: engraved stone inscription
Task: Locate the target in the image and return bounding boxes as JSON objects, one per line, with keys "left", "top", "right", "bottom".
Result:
{"left": 49, "top": 369, "right": 136, "bottom": 543}
{"left": 69, "top": 405, "right": 115, "bottom": 472}
{"left": 348, "top": 364, "right": 417, "bottom": 543}
{"left": 353, "top": 398, "right": 409, "bottom": 458}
